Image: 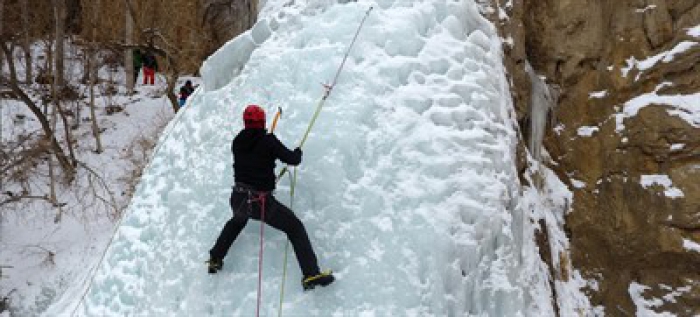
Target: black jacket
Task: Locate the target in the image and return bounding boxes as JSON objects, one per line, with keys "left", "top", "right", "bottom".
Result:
{"left": 143, "top": 54, "right": 158, "bottom": 69}
{"left": 232, "top": 128, "right": 301, "bottom": 191}
{"left": 179, "top": 85, "right": 194, "bottom": 100}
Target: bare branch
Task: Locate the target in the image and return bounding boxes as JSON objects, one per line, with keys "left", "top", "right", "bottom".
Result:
{"left": 76, "top": 161, "right": 120, "bottom": 218}
{"left": 0, "top": 194, "right": 52, "bottom": 207}
{"left": 0, "top": 36, "right": 75, "bottom": 177}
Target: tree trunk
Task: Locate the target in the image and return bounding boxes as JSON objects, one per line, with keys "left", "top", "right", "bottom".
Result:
{"left": 0, "top": 0, "right": 3, "bottom": 193}
{"left": 165, "top": 71, "right": 179, "bottom": 113}
{"left": 125, "top": 0, "right": 134, "bottom": 93}
{"left": 53, "top": 0, "right": 66, "bottom": 89}
{"left": 57, "top": 99, "right": 78, "bottom": 167}
{"left": 0, "top": 0, "right": 5, "bottom": 82}
{"left": 21, "top": 0, "right": 32, "bottom": 83}
{"left": 49, "top": 98, "right": 58, "bottom": 204}
{"left": 52, "top": 0, "right": 78, "bottom": 168}
{"left": 89, "top": 0, "right": 103, "bottom": 153}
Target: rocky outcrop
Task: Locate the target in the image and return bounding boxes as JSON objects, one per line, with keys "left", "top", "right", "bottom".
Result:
{"left": 201, "top": 0, "right": 258, "bottom": 57}
{"left": 491, "top": 0, "right": 700, "bottom": 315}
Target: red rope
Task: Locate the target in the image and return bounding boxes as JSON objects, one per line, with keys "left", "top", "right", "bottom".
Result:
{"left": 255, "top": 193, "right": 267, "bottom": 317}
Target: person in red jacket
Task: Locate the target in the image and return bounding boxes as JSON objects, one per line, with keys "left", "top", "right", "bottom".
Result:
{"left": 207, "top": 105, "right": 334, "bottom": 290}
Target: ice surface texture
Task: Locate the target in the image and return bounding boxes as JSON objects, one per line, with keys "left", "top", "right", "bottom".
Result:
{"left": 77, "top": 0, "right": 549, "bottom": 316}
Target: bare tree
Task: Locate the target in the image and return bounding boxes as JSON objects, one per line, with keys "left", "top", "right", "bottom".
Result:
{"left": 0, "top": 0, "right": 5, "bottom": 82}
{"left": 122, "top": 0, "right": 187, "bottom": 112}
{"left": 0, "top": 39, "right": 74, "bottom": 176}
{"left": 53, "top": 0, "right": 66, "bottom": 89}
{"left": 21, "top": 0, "right": 31, "bottom": 83}
{"left": 124, "top": 0, "right": 134, "bottom": 93}
{"left": 51, "top": 0, "right": 78, "bottom": 167}
{"left": 48, "top": 0, "right": 78, "bottom": 203}
{"left": 88, "top": 0, "right": 103, "bottom": 152}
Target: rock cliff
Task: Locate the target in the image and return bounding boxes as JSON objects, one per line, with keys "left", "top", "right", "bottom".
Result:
{"left": 491, "top": 0, "right": 700, "bottom": 315}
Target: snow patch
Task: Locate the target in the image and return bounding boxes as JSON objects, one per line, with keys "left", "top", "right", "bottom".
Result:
{"left": 688, "top": 25, "right": 700, "bottom": 37}
{"left": 670, "top": 143, "right": 685, "bottom": 151}
{"left": 621, "top": 41, "right": 698, "bottom": 79}
{"left": 554, "top": 123, "right": 565, "bottom": 135}
{"left": 629, "top": 282, "right": 676, "bottom": 317}
{"left": 640, "top": 175, "right": 684, "bottom": 198}
{"left": 577, "top": 126, "right": 599, "bottom": 137}
{"left": 635, "top": 5, "right": 657, "bottom": 13}
{"left": 683, "top": 239, "right": 700, "bottom": 253}
{"left": 589, "top": 90, "right": 607, "bottom": 99}
{"left": 570, "top": 179, "right": 586, "bottom": 189}
{"left": 661, "top": 285, "right": 692, "bottom": 303}
{"left": 615, "top": 91, "right": 700, "bottom": 132}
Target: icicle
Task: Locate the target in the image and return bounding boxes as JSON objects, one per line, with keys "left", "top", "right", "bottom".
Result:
{"left": 525, "top": 62, "right": 555, "bottom": 163}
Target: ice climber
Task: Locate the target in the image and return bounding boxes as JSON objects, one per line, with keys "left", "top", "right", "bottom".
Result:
{"left": 207, "top": 105, "right": 334, "bottom": 290}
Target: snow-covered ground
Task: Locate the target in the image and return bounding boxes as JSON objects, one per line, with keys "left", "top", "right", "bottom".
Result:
{"left": 42, "top": 0, "right": 590, "bottom": 316}
{"left": 0, "top": 40, "right": 200, "bottom": 315}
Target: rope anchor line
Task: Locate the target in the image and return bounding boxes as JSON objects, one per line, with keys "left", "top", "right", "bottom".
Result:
{"left": 276, "top": 6, "right": 374, "bottom": 183}
{"left": 274, "top": 6, "right": 373, "bottom": 317}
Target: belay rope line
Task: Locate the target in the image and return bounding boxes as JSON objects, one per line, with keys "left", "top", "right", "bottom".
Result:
{"left": 277, "top": 167, "right": 296, "bottom": 317}
{"left": 272, "top": 6, "right": 373, "bottom": 317}
{"left": 253, "top": 191, "right": 268, "bottom": 317}
{"left": 255, "top": 107, "right": 281, "bottom": 317}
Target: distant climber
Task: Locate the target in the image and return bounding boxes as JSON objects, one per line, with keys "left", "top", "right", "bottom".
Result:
{"left": 142, "top": 51, "right": 158, "bottom": 85}
{"left": 178, "top": 80, "right": 195, "bottom": 108}
{"left": 207, "top": 105, "right": 334, "bottom": 291}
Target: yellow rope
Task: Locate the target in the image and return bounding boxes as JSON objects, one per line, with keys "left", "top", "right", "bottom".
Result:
{"left": 276, "top": 7, "right": 372, "bottom": 316}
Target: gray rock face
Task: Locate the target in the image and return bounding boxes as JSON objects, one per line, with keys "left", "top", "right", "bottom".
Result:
{"left": 201, "top": 0, "right": 258, "bottom": 56}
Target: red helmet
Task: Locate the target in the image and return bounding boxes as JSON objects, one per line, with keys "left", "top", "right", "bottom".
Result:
{"left": 243, "top": 104, "right": 266, "bottom": 129}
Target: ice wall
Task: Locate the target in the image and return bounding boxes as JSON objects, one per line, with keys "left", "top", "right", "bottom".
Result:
{"left": 71, "top": 0, "right": 553, "bottom": 316}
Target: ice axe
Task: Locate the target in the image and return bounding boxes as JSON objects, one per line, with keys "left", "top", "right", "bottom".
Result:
{"left": 270, "top": 107, "right": 282, "bottom": 133}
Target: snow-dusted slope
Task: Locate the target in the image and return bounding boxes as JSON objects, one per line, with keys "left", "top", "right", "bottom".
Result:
{"left": 65, "top": 0, "right": 552, "bottom": 316}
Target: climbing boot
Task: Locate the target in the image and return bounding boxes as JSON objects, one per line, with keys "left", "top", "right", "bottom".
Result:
{"left": 207, "top": 258, "right": 223, "bottom": 274}
{"left": 302, "top": 271, "right": 334, "bottom": 290}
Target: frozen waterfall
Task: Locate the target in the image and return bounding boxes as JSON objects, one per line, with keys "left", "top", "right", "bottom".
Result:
{"left": 51, "top": 1, "right": 555, "bottom": 316}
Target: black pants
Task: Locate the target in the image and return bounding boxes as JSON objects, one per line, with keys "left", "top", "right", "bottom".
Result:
{"left": 210, "top": 189, "right": 321, "bottom": 277}
{"left": 134, "top": 66, "right": 141, "bottom": 83}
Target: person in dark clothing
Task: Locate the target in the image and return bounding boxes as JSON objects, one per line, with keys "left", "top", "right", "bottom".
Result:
{"left": 142, "top": 52, "right": 158, "bottom": 85}
{"left": 178, "top": 80, "right": 195, "bottom": 108}
{"left": 132, "top": 49, "right": 142, "bottom": 84}
{"left": 208, "top": 105, "right": 334, "bottom": 290}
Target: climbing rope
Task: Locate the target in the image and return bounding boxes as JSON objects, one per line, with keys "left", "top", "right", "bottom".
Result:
{"left": 275, "top": 7, "right": 373, "bottom": 317}
{"left": 255, "top": 106, "right": 283, "bottom": 317}
{"left": 277, "top": 167, "right": 296, "bottom": 317}
{"left": 253, "top": 191, "right": 268, "bottom": 317}
{"left": 276, "top": 6, "right": 374, "bottom": 182}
